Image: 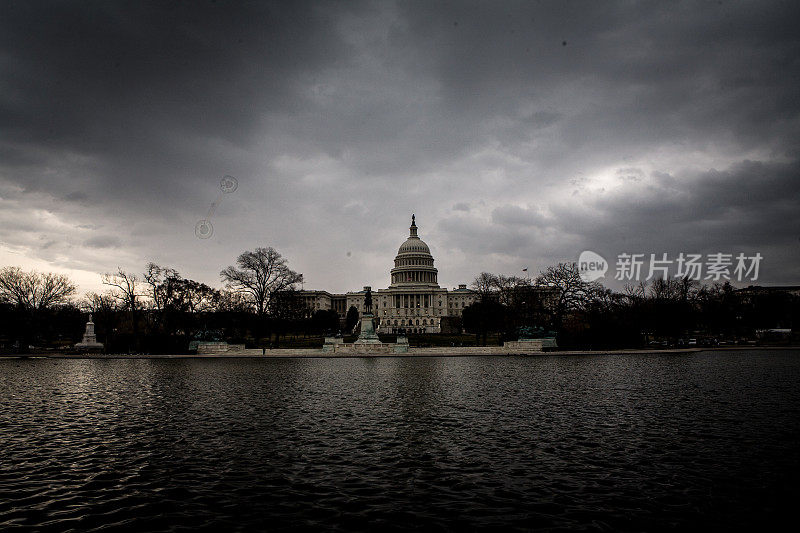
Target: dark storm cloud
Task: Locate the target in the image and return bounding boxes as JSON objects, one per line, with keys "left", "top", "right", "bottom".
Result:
{"left": 0, "top": 0, "right": 798, "bottom": 291}
{"left": 1, "top": 1, "right": 349, "bottom": 194}
{"left": 438, "top": 2, "right": 798, "bottom": 143}
{"left": 438, "top": 159, "right": 800, "bottom": 284}
{"left": 561, "top": 160, "right": 800, "bottom": 244}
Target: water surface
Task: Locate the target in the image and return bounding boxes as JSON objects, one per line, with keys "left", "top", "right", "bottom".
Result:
{"left": 1, "top": 350, "right": 799, "bottom": 531}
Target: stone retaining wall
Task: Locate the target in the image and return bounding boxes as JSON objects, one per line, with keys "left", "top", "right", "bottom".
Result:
{"left": 409, "top": 342, "right": 542, "bottom": 356}
{"left": 197, "top": 342, "right": 245, "bottom": 354}
{"left": 199, "top": 340, "right": 543, "bottom": 357}
{"left": 240, "top": 348, "right": 325, "bottom": 356}
{"left": 503, "top": 340, "right": 545, "bottom": 353}
{"left": 236, "top": 342, "right": 542, "bottom": 357}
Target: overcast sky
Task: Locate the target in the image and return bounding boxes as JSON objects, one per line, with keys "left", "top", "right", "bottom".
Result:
{"left": 1, "top": 0, "right": 798, "bottom": 295}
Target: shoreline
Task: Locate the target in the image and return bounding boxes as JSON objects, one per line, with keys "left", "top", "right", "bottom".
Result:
{"left": 2, "top": 346, "right": 797, "bottom": 360}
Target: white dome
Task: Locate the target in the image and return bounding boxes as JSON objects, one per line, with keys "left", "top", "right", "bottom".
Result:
{"left": 397, "top": 236, "right": 431, "bottom": 255}
{"left": 389, "top": 215, "right": 439, "bottom": 288}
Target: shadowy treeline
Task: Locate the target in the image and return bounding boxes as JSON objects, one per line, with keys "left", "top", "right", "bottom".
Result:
{"left": 0, "top": 251, "right": 333, "bottom": 354}
{"left": 1, "top": 259, "right": 798, "bottom": 353}
{"left": 461, "top": 264, "right": 799, "bottom": 349}
{"left": 0, "top": 286, "right": 339, "bottom": 354}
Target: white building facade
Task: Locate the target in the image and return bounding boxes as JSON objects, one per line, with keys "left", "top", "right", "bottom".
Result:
{"left": 299, "top": 215, "right": 477, "bottom": 334}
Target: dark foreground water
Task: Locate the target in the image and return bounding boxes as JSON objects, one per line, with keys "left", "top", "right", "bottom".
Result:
{"left": 1, "top": 350, "right": 799, "bottom": 532}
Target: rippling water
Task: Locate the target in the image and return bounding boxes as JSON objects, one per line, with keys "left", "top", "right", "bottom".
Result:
{"left": 1, "top": 350, "right": 799, "bottom": 531}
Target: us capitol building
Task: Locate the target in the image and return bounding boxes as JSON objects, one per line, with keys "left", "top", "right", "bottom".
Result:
{"left": 298, "top": 215, "right": 477, "bottom": 334}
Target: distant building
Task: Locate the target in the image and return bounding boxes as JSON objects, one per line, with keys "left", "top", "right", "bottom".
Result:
{"left": 734, "top": 285, "right": 799, "bottom": 331}
{"left": 298, "top": 215, "right": 478, "bottom": 333}
{"left": 735, "top": 285, "right": 800, "bottom": 302}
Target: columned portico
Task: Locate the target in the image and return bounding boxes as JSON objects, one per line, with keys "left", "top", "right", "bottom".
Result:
{"left": 373, "top": 215, "right": 475, "bottom": 334}
{"left": 299, "top": 215, "right": 477, "bottom": 334}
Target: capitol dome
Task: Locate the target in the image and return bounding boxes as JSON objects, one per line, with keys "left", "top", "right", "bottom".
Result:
{"left": 398, "top": 236, "right": 431, "bottom": 254}
{"left": 390, "top": 215, "right": 439, "bottom": 287}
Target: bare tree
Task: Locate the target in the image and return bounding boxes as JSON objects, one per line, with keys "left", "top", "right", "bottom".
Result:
{"left": 143, "top": 262, "right": 181, "bottom": 312}
{"left": 676, "top": 276, "right": 700, "bottom": 302}
{"left": 102, "top": 268, "right": 141, "bottom": 312}
{"left": 102, "top": 268, "right": 143, "bottom": 349}
{"left": 649, "top": 278, "right": 675, "bottom": 300}
{"left": 220, "top": 247, "right": 303, "bottom": 316}
{"left": 626, "top": 277, "right": 699, "bottom": 304}
{"left": 471, "top": 272, "right": 497, "bottom": 302}
{"left": 172, "top": 278, "right": 219, "bottom": 314}
{"left": 535, "top": 262, "right": 601, "bottom": 329}
{"left": 217, "top": 289, "right": 253, "bottom": 313}
{"left": 623, "top": 282, "right": 646, "bottom": 301}
{"left": 83, "top": 291, "right": 118, "bottom": 314}
{"left": 0, "top": 267, "right": 76, "bottom": 310}
{"left": 493, "top": 275, "right": 530, "bottom": 306}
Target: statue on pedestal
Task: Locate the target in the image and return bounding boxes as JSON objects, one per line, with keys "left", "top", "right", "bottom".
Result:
{"left": 75, "top": 314, "right": 104, "bottom": 352}
{"left": 517, "top": 325, "right": 558, "bottom": 349}
{"left": 354, "top": 287, "right": 381, "bottom": 344}
{"left": 364, "top": 287, "right": 372, "bottom": 314}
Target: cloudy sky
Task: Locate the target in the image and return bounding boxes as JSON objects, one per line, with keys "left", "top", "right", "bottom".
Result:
{"left": 1, "top": 0, "right": 798, "bottom": 295}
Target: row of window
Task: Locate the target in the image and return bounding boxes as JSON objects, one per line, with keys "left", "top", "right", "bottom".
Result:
{"left": 386, "top": 318, "right": 433, "bottom": 326}
{"left": 390, "top": 328, "right": 426, "bottom": 334}
{"left": 350, "top": 297, "right": 470, "bottom": 310}
{"left": 310, "top": 294, "right": 472, "bottom": 312}
{"left": 391, "top": 293, "right": 438, "bottom": 308}
{"left": 395, "top": 258, "right": 433, "bottom": 267}
{"left": 391, "top": 271, "right": 437, "bottom": 284}
{"left": 382, "top": 309, "right": 445, "bottom": 316}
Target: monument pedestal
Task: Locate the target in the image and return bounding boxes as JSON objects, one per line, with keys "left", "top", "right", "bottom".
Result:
{"left": 329, "top": 288, "right": 408, "bottom": 354}
{"left": 354, "top": 314, "right": 382, "bottom": 344}
{"left": 75, "top": 314, "right": 104, "bottom": 352}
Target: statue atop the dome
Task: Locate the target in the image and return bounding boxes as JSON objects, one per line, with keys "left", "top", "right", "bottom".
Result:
{"left": 412, "top": 214, "right": 415, "bottom": 225}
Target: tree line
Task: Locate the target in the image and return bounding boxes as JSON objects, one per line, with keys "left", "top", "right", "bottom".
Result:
{"left": 461, "top": 263, "right": 799, "bottom": 348}
{"left": 0, "top": 247, "right": 335, "bottom": 354}
{"left": 1, "top": 254, "right": 797, "bottom": 353}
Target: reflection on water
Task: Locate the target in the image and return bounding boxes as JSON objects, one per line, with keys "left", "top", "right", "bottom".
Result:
{"left": 1, "top": 351, "right": 799, "bottom": 531}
